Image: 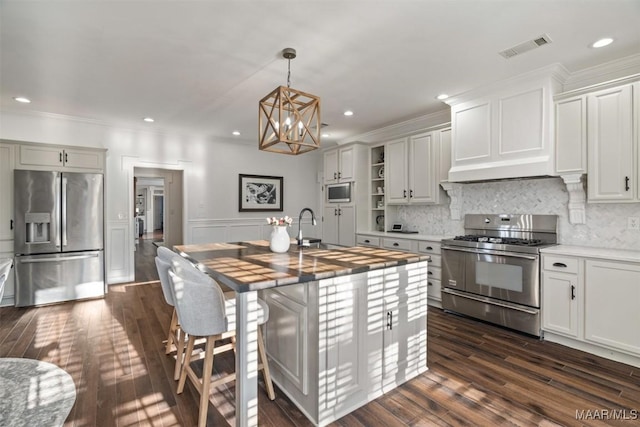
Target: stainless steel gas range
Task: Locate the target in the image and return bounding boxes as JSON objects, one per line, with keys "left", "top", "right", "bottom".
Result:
{"left": 441, "top": 214, "right": 558, "bottom": 336}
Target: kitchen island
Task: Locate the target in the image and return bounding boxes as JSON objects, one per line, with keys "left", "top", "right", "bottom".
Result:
{"left": 175, "top": 240, "right": 430, "bottom": 427}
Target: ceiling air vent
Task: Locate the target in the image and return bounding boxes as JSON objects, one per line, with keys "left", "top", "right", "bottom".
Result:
{"left": 499, "top": 34, "right": 552, "bottom": 59}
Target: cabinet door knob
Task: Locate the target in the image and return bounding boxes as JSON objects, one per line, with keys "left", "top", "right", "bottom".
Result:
{"left": 571, "top": 285, "right": 576, "bottom": 300}
{"left": 552, "top": 262, "right": 567, "bottom": 268}
{"left": 625, "top": 176, "right": 630, "bottom": 192}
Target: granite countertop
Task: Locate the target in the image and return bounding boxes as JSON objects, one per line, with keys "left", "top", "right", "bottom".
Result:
{"left": 174, "top": 240, "right": 430, "bottom": 292}
{"left": 356, "top": 231, "right": 452, "bottom": 241}
{"left": 540, "top": 245, "right": 640, "bottom": 263}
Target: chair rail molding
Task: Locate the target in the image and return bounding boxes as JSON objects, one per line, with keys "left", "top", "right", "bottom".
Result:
{"left": 560, "top": 174, "right": 586, "bottom": 225}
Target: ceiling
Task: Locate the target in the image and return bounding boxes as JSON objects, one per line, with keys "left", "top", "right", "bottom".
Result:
{"left": 1, "top": 1, "right": 639, "bottom": 146}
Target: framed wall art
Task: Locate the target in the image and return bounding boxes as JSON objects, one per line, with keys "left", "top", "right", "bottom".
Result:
{"left": 238, "top": 174, "right": 284, "bottom": 212}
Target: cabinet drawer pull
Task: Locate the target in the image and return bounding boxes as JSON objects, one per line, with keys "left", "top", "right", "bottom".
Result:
{"left": 428, "top": 281, "right": 433, "bottom": 287}
{"left": 393, "top": 242, "right": 399, "bottom": 247}
{"left": 552, "top": 262, "right": 567, "bottom": 268}
{"left": 571, "top": 285, "right": 576, "bottom": 300}
{"left": 64, "top": 152, "right": 68, "bottom": 163}
{"left": 334, "top": 172, "right": 337, "bottom": 179}
{"left": 428, "top": 271, "right": 433, "bottom": 275}
{"left": 403, "top": 189, "right": 407, "bottom": 198}
{"left": 625, "top": 176, "right": 630, "bottom": 192}
{"left": 59, "top": 152, "right": 63, "bottom": 162}
{"left": 410, "top": 189, "right": 413, "bottom": 198}
{"left": 426, "top": 246, "right": 433, "bottom": 250}
{"left": 364, "top": 239, "right": 370, "bottom": 243}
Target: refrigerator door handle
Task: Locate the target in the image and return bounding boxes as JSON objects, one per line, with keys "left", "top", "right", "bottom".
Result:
{"left": 19, "top": 253, "right": 100, "bottom": 264}
{"left": 62, "top": 176, "right": 68, "bottom": 247}
{"left": 55, "top": 175, "right": 62, "bottom": 248}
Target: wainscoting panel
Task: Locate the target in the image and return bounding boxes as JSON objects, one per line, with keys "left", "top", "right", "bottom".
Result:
{"left": 107, "top": 220, "right": 131, "bottom": 284}
{"left": 187, "top": 219, "right": 315, "bottom": 245}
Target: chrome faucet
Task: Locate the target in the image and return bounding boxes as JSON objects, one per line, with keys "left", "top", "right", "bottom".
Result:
{"left": 297, "top": 208, "right": 317, "bottom": 245}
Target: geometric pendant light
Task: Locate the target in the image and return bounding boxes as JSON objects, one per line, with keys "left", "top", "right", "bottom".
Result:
{"left": 258, "top": 48, "right": 321, "bottom": 155}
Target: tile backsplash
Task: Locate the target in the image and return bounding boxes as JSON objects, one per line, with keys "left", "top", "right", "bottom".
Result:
{"left": 398, "top": 177, "right": 640, "bottom": 251}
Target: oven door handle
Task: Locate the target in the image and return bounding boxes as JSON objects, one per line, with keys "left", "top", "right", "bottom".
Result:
{"left": 441, "top": 245, "right": 538, "bottom": 260}
{"left": 442, "top": 288, "right": 539, "bottom": 315}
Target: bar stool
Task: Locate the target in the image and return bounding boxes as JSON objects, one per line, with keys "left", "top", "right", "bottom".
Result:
{"left": 168, "top": 256, "right": 275, "bottom": 427}
{"left": 155, "top": 247, "right": 187, "bottom": 380}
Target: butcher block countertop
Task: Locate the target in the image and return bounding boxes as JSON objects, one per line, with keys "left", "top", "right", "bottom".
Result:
{"left": 174, "top": 240, "right": 430, "bottom": 292}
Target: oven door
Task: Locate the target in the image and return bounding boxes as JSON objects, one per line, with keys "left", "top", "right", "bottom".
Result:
{"left": 461, "top": 247, "right": 540, "bottom": 307}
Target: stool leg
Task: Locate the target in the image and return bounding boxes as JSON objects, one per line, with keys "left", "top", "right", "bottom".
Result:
{"left": 257, "top": 327, "right": 275, "bottom": 400}
{"left": 166, "top": 308, "right": 178, "bottom": 354}
{"left": 174, "top": 328, "right": 185, "bottom": 380}
{"left": 177, "top": 335, "right": 195, "bottom": 394}
{"left": 198, "top": 336, "right": 215, "bottom": 427}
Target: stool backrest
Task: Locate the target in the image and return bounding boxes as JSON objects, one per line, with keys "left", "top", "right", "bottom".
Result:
{"left": 155, "top": 256, "right": 175, "bottom": 306}
{"left": 0, "top": 258, "right": 12, "bottom": 303}
{"left": 169, "top": 257, "right": 228, "bottom": 337}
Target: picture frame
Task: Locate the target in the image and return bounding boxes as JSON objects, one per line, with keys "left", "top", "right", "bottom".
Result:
{"left": 238, "top": 174, "right": 284, "bottom": 212}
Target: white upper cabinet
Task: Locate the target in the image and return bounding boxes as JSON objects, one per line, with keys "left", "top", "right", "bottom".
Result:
{"left": 446, "top": 66, "right": 563, "bottom": 182}
{"left": 385, "top": 129, "right": 447, "bottom": 205}
{"left": 324, "top": 145, "right": 355, "bottom": 183}
{"left": 586, "top": 83, "right": 636, "bottom": 202}
{"left": 385, "top": 138, "right": 409, "bottom": 204}
{"left": 18, "top": 144, "right": 105, "bottom": 172}
{"left": 554, "top": 95, "right": 587, "bottom": 174}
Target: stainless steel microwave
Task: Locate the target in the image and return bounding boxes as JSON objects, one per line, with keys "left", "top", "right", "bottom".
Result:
{"left": 326, "top": 182, "right": 351, "bottom": 203}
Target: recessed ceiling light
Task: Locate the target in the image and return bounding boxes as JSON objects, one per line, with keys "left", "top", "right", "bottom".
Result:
{"left": 14, "top": 96, "right": 31, "bottom": 103}
{"left": 232, "top": 131, "right": 241, "bottom": 136}
{"left": 591, "top": 38, "right": 614, "bottom": 48}
{"left": 436, "top": 94, "right": 449, "bottom": 100}
{"left": 343, "top": 110, "right": 354, "bottom": 116}
{"left": 143, "top": 117, "right": 155, "bottom": 123}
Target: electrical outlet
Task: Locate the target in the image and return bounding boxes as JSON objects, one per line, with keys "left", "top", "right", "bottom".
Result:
{"left": 628, "top": 217, "right": 640, "bottom": 230}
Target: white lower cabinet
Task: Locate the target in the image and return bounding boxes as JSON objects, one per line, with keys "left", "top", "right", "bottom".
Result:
{"left": 541, "top": 256, "right": 580, "bottom": 338}
{"left": 262, "top": 262, "right": 428, "bottom": 426}
{"left": 357, "top": 233, "right": 444, "bottom": 307}
{"left": 541, "top": 250, "right": 640, "bottom": 367}
{"left": 323, "top": 205, "right": 355, "bottom": 247}
{"left": 584, "top": 260, "right": 640, "bottom": 355}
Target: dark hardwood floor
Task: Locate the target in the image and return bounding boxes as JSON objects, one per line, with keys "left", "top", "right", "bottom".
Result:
{"left": 1, "top": 238, "right": 638, "bottom": 426}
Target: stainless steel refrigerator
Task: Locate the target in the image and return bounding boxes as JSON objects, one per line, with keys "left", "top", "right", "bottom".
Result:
{"left": 14, "top": 170, "right": 105, "bottom": 307}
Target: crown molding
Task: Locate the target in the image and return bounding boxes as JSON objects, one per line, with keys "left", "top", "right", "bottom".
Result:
{"left": 337, "top": 109, "right": 451, "bottom": 145}
{"left": 562, "top": 53, "right": 640, "bottom": 92}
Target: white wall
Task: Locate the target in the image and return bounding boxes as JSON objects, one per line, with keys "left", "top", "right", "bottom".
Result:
{"left": 0, "top": 111, "right": 322, "bottom": 283}
{"left": 397, "top": 177, "right": 640, "bottom": 251}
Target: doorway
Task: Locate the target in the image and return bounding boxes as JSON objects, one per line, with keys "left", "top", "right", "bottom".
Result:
{"left": 133, "top": 167, "right": 183, "bottom": 282}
